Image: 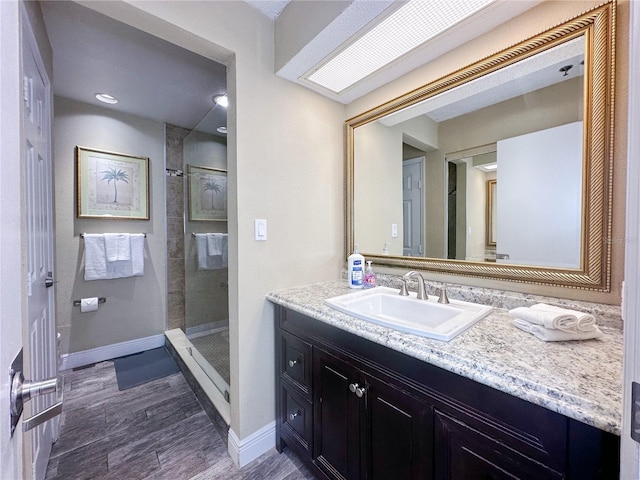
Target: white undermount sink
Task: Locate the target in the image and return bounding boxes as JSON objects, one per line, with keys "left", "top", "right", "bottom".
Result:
{"left": 324, "top": 286, "right": 492, "bottom": 341}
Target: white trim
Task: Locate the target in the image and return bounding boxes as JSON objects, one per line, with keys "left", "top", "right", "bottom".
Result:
{"left": 622, "top": 0, "right": 640, "bottom": 477}
{"left": 227, "top": 422, "right": 276, "bottom": 468}
{"left": 59, "top": 334, "right": 165, "bottom": 371}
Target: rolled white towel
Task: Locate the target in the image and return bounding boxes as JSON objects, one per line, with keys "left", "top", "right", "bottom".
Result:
{"left": 531, "top": 303, "right": 596, "bottom": 332}
{"left": 513, "top": 318, "right": 603, "bottom": 342}
{"left": 508, "top": 306, "right": 577, "bottom": 331}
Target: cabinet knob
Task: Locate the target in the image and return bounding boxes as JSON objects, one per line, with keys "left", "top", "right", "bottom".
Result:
{"left": 288, "top": 359, "right": 298, "bottom": 368}
{"left": 289, "top": 410, "right": 300, "bottom": 421}
{"left": 349, "top": 383, "right": 366, "bottom": 397}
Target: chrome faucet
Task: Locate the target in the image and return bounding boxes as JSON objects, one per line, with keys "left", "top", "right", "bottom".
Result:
{"left": 402, "top": 271, "right": 427, "bottom": 300}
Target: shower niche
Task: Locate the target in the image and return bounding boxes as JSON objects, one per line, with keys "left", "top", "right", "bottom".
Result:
{"left": 166, "top": 115, "right": 230, "bottom": 404}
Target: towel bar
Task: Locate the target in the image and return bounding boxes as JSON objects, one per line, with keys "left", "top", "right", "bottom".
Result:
{"left": 73, "top": 297, "right": 106, "bottom": 306}
{"left": 80, "top": 233, "right": 146, "bottom": 238}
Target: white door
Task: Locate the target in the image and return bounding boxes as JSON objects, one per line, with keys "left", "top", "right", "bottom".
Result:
{"left": 0, "top": 2, "right": 26, "bottom": 478}
{"left": 402, "top": 158, "right": 424, "bottom": 256}
{"left": 23, "top": 17, "right": 59, "bottom": 480}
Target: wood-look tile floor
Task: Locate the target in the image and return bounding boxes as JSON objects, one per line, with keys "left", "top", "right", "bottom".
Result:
{"left": 45, "top": 360, "right": 315, "bottom": 480}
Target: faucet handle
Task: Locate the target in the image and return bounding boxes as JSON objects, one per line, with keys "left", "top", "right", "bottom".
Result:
{"left": 399, "top": 278, "right": 410, "bottom": 296}
{"left": 438, "top": 285, "right": 450, "bottom": 304}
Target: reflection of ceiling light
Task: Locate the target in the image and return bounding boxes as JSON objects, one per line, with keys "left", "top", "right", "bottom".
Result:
{"left": 306, "top": 0, "right": 495, "bottom": 93}
{"left": 217, "top": 126, "right": 227, "bottom": 134}
{"left": 214, "top": 95, "right": 228, "bottom": 107}
{"left": 476, "top": 163, "right": 497, "bottom": 172}
{"left": 95, "top": 93, "right": 118, "bottom": 104}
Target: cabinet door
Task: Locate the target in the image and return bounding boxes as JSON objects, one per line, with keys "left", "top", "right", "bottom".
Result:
{"left": 364, "top": 374, "right": 433, "bottom": 480}
{"left": 314, "top": 349, "right": 361, "bottom": 480}
{"left": 434, "top": 410, "right": 563, "bottom": 480}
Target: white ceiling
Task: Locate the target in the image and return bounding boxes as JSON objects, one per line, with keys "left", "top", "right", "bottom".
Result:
{"left": 40, "top": 1, "right": 228, "bottom": 136}
{"left": 40, "top": 0, "right": 545, "bottom": 134}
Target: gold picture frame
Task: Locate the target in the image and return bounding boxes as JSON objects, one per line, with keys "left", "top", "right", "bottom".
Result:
{"left": 76, "top": 146, "right": 149, "bottom": 220}
{"left": 188, "top": 165, "right": 228, "bottom": 221}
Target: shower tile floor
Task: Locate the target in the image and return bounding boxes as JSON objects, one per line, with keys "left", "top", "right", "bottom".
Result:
{"left": 189, "top": 328, "right": 230, "bottom": 385}
{"left": 45, "top": 359, "right": 314, "bottom": 480}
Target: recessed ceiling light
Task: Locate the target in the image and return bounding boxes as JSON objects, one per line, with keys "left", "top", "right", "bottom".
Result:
{"left": 217, "top": 126, "right": 227, "bottom": 134}
{"left": 306, "top": 0, "right": 496, "bottom": 94}
{"left": 476, "top": 163, "right": 497, "bottom": 172}
{"left": 214, "top": 95, "right": 228, "bottom": 107}
{"left": 95, "top": 93, "right": 118, "bottom": 104}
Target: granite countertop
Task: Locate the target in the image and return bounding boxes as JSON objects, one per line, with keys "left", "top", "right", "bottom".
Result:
{"left": 266, "top": 278, "right": 623, "bottom": 435}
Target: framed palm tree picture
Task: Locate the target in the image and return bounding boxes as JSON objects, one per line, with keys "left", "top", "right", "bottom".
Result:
{"left": 76, "top": 146, "right": 149, "bottom": 220}
{"left": 188, "top": 165, "right": 227, "bottom": 221}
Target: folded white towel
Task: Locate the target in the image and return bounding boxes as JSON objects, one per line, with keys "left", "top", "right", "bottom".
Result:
{"left": 104, "top": 233, "right": 131, "bottom": 261}
{"left": 509, "top": 306, "right": 577, "bottom": 331}
{"left": 84, "top": 234, "right": 108, "bottom": 281}
{"left": 513, "top": 318, "right": 603, "bottom": 342}
{"left": 531, "top": 303, "right": 596, "bottom": 331}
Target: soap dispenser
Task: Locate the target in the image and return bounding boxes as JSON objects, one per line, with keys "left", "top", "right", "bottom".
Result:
{"left": 348, "top": 245, "right": 365, "bottom": 289}
{"left": 364, "top": 261, "right": 377, "bottom": 288}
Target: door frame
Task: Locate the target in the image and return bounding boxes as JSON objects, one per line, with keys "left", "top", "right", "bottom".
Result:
{"left": 0, "top": 0, "right": 28, "bottom": 478}
{"left": 621, "top": 0, "right": 640, "bottom": 477}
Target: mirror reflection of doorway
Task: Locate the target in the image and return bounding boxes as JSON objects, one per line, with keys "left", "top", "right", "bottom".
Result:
{"left": 402, "top": 157, "right": 424, "bottom": 256}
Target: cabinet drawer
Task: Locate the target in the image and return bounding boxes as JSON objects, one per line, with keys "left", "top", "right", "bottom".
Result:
{"left": 281, "top": 331, "right": 312, "bottom": 396}
{"left": 280, "top": 384, "right": 313, "bottom": 454}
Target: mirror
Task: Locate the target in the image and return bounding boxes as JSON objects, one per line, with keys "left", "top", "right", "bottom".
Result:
{"left": 346, "top": 3, "right": 615, "bottom": 291}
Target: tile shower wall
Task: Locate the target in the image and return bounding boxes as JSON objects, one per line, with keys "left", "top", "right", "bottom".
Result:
{"left": 166, "top": 124, "right": 190, "bottom": 331}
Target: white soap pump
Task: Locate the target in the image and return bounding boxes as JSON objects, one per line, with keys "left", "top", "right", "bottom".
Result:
{"left": 348, "top": 244, "right": 365, "bottom": 289}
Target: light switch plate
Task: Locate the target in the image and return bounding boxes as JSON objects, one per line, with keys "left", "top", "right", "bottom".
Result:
{"left": 255, "top": 219, "right": 267, "bottom": 241}
{"left": 392, "top": 224, "right": 398, "bottom": 238}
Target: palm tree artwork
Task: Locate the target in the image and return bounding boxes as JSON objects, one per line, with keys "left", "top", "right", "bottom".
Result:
{"left": 101, "top": 167, "right": 130, "bottom": 203}
{"left": 203, "top": 178, "right": 222, "bottom": 209}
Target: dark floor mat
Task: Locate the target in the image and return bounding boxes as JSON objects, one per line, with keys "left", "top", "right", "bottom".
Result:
{"left": 113, "top": 347, "right": 180, "bottom": 390}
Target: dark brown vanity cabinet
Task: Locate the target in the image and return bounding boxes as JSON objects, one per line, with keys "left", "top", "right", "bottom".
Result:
{"left": 274, "top": 306, "right": 619, "bottom": 480}
{"left": 313, "top": 348, "right": 432, "bottom": 480}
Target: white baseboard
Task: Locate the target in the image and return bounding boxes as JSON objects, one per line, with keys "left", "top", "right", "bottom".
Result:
{"left": 227, "top": 422, "right": 276, "bottom": 467}
{"left": 59, "top": 334, "right": 166, "bottom": 371}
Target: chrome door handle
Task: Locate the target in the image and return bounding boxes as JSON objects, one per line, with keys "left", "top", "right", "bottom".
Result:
{"left": 10, "top": 369, "right": 63, "bottom": 433}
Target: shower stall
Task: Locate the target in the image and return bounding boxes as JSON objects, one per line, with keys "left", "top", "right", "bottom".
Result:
{"left": 165, "top": 97, "right": 230, "bottom": 417}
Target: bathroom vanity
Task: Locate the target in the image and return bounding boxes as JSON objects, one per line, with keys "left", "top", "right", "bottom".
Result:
{"left": 268, "top": 280, "right": 622, "bottom": 480}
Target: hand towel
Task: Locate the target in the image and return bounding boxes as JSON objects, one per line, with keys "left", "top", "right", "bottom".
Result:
{"left": 196, "top": 233, "right": 227, "bottom": 270}
{"left": 513, "top": 318, "right": 603, "bottom": 342}
{"left": 207, "top": 233, "right": 223, "bottom": 256}
{"left": 531, "top": 303, "right": 597, "bottom": 331}
{"left": 508, "top": 306, "right": 578, "bottom": 331}
{"left": 108, "top": 234, "right": 145, "bottom": 279}
{"left": 84, "top": 234, "right": 108, "bottom": 281}
{"left": 104, "top": 233, "right": 131, "bottom": 261}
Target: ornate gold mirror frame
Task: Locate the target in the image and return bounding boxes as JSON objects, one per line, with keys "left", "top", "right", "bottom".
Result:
{"left": 345, "top": 3, "right": 615, "bottom": 291}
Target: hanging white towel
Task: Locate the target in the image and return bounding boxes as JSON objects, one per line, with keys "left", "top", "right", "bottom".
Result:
{"left": 108, "top": 234, "right": 145, "bottom": 279}
{"left": 104, "top": 233, "right": 131, "bottom": 261}
{"left": 84, "top": 234, "right": 109, "bottom": 281}
{"left": 196, "top": 233, "right": 227, "bottom": 270}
